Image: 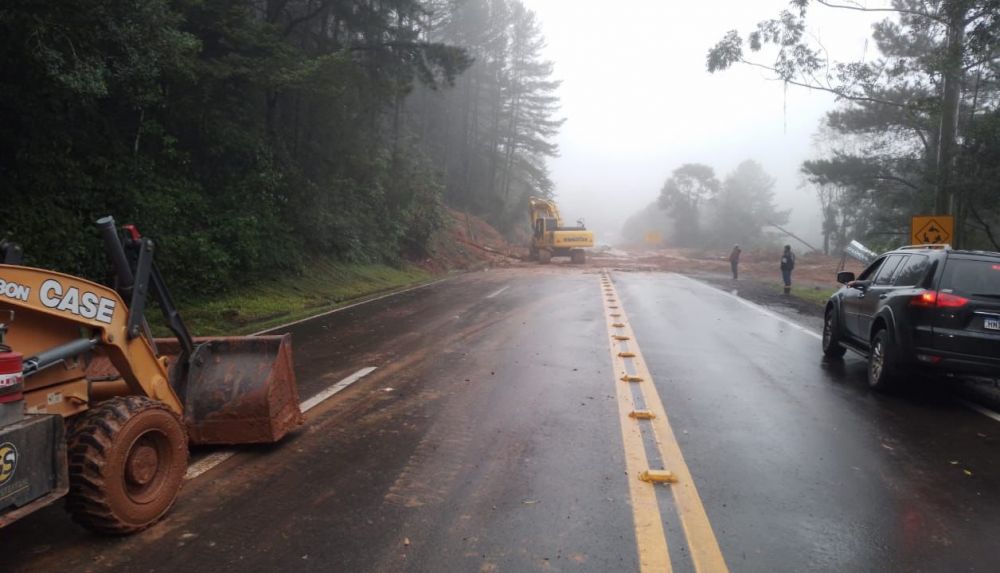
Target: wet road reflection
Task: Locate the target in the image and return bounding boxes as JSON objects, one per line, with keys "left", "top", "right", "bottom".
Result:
{"left": 616, "top": 272, "right": 1000, "bottom": 572}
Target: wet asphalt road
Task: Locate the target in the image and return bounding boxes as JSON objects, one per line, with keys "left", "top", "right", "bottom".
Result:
{"left": 2, "top": 267, "right": 999, "bottom": 572}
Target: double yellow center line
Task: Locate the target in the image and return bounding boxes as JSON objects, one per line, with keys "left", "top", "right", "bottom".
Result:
{"left": 600, "top": 271, "right": 728, "bottom": 573}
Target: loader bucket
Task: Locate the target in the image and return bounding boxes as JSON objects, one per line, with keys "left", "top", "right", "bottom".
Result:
{"left": 156, "top": 335, "right": 303, "bottom": 446}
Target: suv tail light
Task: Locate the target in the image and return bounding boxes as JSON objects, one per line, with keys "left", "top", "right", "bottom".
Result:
{"left": 910, "top": 290, "right": 969, "bottom": 308}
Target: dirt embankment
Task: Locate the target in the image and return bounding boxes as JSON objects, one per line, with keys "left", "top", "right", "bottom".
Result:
{"left": 422, "top": 209, "right": 526, "bottom": 271}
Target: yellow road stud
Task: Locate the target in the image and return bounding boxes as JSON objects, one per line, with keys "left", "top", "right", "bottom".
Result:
{"left": 629, "top": 410, "right": 656, "bottom": 420}
{"left": 620, "top": 374, "right": 643, "bottom": 382}
{"left": 618, "top": 352, "right": 636, "bottom": 358}
{"left": 612, "top": 322, "right": 625, "bottom": 328}
{"left": 640, "top": 470, "right": 678, "bottom": 484}
{"left": 613, "top": 335, "right": 631, "bottom": 341}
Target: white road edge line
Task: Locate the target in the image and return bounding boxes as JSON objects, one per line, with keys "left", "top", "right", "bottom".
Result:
{"left": 485, "top": 285, "right": 510, "bottom": 299}
{"left": 672, "top": 273, "right": 1000, "bottom": 425}
{"left": 672, "top": 273, "right": 822, "bottom": 340}
{"left": 184, "top": 451, "right": 236, "bottom": 481}
{"left": 191, "top": 271, "right": 433, "bottom": 478}
{"left": 251, "top": 278, "right": 450, "bottom": 336}
{"left": 956, "top": 398, "right": 1000, "bottom": 423}
{"left": 184, "top": 366, "right": 378, "bottom": 480}
{"left": 299, "top": 366, "right": 377, "bottom": 413}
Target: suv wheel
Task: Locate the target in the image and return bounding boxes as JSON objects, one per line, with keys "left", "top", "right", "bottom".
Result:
{"left": 868, "top": 329, "right": 898, "bottom": 391}
{"left": 822, "top": 307, "right": 847, "bottom": 358}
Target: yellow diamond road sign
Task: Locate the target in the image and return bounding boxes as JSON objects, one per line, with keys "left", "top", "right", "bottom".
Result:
{"left": 911, "top": 215, "right": 953, "bottom": 245}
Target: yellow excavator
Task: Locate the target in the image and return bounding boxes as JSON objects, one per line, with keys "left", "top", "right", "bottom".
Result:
{"left": 528, "top": 197, "right": 594, "bottom": 264}
{"left": 0, "top": 217, "right": 302, "bottom": 534}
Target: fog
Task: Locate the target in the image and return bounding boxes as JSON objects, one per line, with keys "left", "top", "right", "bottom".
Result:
{"left": 519, "top": 0, "right": 882, "bottom": 246}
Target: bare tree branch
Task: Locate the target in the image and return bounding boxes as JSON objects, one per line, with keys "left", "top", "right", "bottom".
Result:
{"left": 738, "top": 58, "right": 915, "bottom": 108}
{"left": 964, "top": 50, "right": 999, "bottom": 72}
{"left": 814, "top": 0, "right": 947, "bottom": 25}
{"left": 869, "top": 174, "right": 922, "bottom": 191}
{"left": 968, "top": 202, "right": 1000, "bottom": 250}
{"left": 283, "top": 0, "right": 336, "bottom": 37}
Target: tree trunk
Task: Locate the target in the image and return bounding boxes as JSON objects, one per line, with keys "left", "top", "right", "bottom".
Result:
{"left": 934, "top": 0, "right": 968, "bottom": 219}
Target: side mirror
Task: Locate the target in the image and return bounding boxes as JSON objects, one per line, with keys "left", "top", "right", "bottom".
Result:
{"left": 837, "top": 271, "right": 856, "bottom": 284}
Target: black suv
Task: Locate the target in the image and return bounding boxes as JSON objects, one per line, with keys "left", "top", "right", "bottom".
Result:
{"left": 822, "top": 245, "right": 1000, "bottom": 389}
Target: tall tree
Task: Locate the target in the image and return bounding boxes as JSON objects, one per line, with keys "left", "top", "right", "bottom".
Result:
{"left": 708, "top": 0, "right": 1000, "bottom": 249}
{"left": 409, "top": 0, "right": 563, "bottom": 234}
{"left": 658, "top": 163, "right": 721, "bottom": 246}
{"left": 711, "top": 160, "right": 790, "bottom": 247}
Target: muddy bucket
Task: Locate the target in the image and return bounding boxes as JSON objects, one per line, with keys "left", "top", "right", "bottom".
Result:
{"left": 157, "top": 335, "right": 303, "bottom": 445}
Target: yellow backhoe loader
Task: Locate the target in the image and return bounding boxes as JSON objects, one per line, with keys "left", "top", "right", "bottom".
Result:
{"left": 528, "top": 197, "right": 594, "bottom": 264}
{"left": 0, "top": 217, "right": 302, "bottom": 534}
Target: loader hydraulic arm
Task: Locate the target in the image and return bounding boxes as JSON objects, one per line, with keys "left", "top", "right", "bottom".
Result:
{"left": 97, "top": 218, "right": 195, "bottom": 363}
{"left": 97, "top": 217, "right": 199, "bottom": 401}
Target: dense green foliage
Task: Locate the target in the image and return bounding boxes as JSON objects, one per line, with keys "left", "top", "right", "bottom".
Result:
{"left": 708, "top": 0, "right": 1000, "bottom": 252}
{"left": 0, "top": 0, "right": 560, "bottom": 295}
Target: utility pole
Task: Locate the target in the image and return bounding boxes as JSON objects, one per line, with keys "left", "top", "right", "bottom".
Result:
{"left": 769, "top": 223, "right": 821, "bottom": 253}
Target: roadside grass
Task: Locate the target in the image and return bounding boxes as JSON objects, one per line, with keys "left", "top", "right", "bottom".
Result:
{"left": 755, "top": 280, "right": 836, "bottom": 307}
{"left": 149, "top": 259, "right": 435, "bottom": 336}
{"left": 774, "top": 283, "right": 837, "bottom": 307}
{"left": 788, "top": 284, "right": 837, "bottom": 307}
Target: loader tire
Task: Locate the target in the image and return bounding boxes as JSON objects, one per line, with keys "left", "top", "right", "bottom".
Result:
{"left": 66, "top": 396, "right": 189, "bottom": 535}
{"left": 538, "top": 249, "right": 552, "bottom": 264}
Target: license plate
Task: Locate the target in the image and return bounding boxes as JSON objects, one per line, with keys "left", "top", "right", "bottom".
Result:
{"left": 986, "top": 318, "right": 1000, "bottom": 331}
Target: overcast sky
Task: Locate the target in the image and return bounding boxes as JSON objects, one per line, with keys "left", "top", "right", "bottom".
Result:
{"left": 518, "top": 0, "right": 884, "bottom": 245}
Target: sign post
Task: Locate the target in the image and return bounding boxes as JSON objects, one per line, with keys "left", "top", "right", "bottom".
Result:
{"left": 911, "top": 215, "right": 954, "bottom": 245}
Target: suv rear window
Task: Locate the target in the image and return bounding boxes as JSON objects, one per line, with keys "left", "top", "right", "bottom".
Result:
{"left": 894, "top": 255, "right": 930, "bottom": 286}
{"left": 939, "top": 258, "right": 1000, "bottom": 297}
{"left": 874, "top": 255, "right": 906, "bottom": 285}
{"left": 858, "top": 257, "right": 885, "bottom": 281}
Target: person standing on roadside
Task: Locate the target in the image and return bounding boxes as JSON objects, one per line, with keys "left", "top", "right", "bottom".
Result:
{"left": 729, "top": 244, "right": 741, "bottom": 280}
{"left": 780, "top": 245, "right": 795, "bottom": 295}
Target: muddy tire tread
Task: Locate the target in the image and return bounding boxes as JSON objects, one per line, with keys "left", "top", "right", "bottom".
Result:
{"left": 65, "top": 396, "right": 187, "bottom": 535}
